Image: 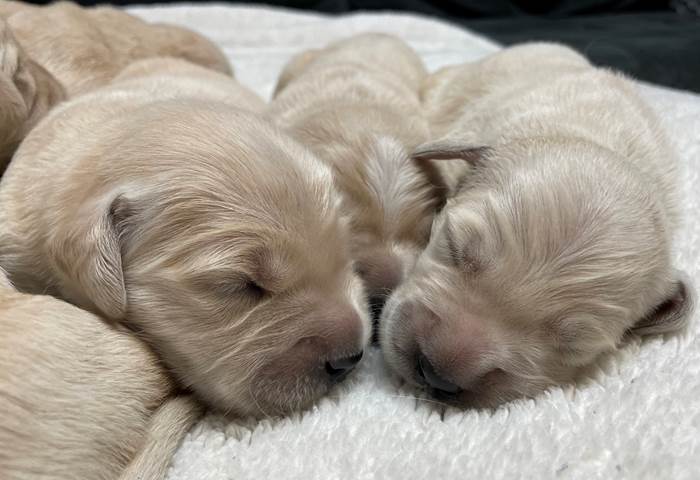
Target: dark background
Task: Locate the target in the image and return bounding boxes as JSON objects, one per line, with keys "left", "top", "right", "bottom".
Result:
{"left": 30, "top": 0, "right": 700, "bottom": 92}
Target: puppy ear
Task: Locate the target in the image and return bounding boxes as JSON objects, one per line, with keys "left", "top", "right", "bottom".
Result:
{"left": 273, "top": 48, "right": 322, "bottom": 97}
{"left": 0, "top": 19, "right": 64, "bottom": 167}
{"left": 50, "top": 195, "right": 130, "bottom": 320}
{"left": 0, "top": 20, "right": 32, "bottom": 155}
{"left": 632, "top": 272, "right": 695, "bottom": 336}
{"left": 411, "top": 139, "right": 490, "bottom": 165}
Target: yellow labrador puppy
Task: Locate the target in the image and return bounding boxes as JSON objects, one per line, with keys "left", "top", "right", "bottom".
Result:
{"left": 0, "top": 60, "right": 369, "bottom": 417}
{"left": 0, "top": 269, "right": 201, "bottom": 480}
{"left": 270, "top": 34, "right": 446, "bottom": 331}
{"left": 381, "top": 43, "right": 694, "bottom": 408}
{"left": 0, "top": 0, "right": 231, "bottom": 171}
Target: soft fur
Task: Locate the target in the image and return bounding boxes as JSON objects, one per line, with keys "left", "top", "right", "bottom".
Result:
{"left": 381, "top": 43, "right": 695, "bottom": 408}
{"left": 0, "top": 0, "right": 230, "bottom": 172}
{"left": 0, "top": 269, "right": 201, "bottom": 480}
{"left": 0, "top": 60, "right": 370, "bottom": 418}
{"left": 269, "top": 33, "right": 446, "bottom": 326}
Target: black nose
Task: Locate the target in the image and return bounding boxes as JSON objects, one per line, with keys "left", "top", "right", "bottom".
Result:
{"left": 325, "top": 351, "right": 363, "bottom": 383}
{"left": 416, "top": 353, "right": 462, "bottom": 397}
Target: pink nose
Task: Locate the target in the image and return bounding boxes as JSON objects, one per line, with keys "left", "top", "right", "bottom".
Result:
{"left": 414, "top": 302, "right": 497, "bottom": 394}
{"left": 360, "top": 253, "right": 403, "bottom": 294}
{"left": 416, "top": 351, "right": 462, "bottom": 397}
{"left": 316, "top": 304, "right": 366, "bottom": 354}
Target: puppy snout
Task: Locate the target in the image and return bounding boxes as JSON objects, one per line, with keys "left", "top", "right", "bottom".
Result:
{"left": 358, "top": 252, "right": 404, "bottom": 302}
{"left": 361, "top": 253, "right": 404, "bottom": 344}
{"left": 416, "top": 352, "right": 462, "bottom": 398}
{"left": 410, "top": 304, "right": 504, "bottom": 401}
{"left": 325, "top": 351, "right": 363, "bottom": 383}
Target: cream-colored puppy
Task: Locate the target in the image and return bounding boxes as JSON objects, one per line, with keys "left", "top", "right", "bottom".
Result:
{"left": 0, "top": 61, "right": 369, "bottom": 417}
{"left": 270, "top": 34, "right": 446, "bottom": 330}
{"left": 0, "top": 269, "right": 201, "bottom": 480}
{"left": 381, "top": 43, "right": 694, "bottom": 408}
{"left": 0, "top": 19, "right": 65, "bottom": 171}
{"left": 0, "top": 0, "right": 231, "bottom": 172}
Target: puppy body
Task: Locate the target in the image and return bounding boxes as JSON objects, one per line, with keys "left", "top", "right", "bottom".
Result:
{"left": 0, "top": 63, "right": 368, "bottom": 417}
{"left": 2, "top": 1, "right": 230, "bottom": 95}
{"left": 270, "top": 34, "right": 445, "bottom": 318}
{"left": 0, "top": 0, "right": 231, "bottom": 172}
{"left": 112, "top": 57, "right": 265, "bottom": 114}
{"left": 382, "top": 43, "right": 694, "bottom": 407}
{"left": 0, "top": 269, "right": 201, "bottom": 480}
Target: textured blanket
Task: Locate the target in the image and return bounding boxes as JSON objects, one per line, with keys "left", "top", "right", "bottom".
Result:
{"left": 127, "top": 5, "right": 700, "bottom": 479}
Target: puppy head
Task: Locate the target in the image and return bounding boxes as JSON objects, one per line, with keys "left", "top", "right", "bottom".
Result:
{"left": 381, "top": 138, "right": 694, "bottom": 408}
{"left": 295, "top": 115, "right": 446, "bottom": 323}
{"left": 51, "top": 105, "right": 369, "bottom": 417}
{"left": 346, "top": 135, "right": 446, "bottom": 322}
{"left": 149, "top": 23, "right": 233, "bottom": 76}
{"left": 274, "top": 33, "right": 426, "bottom": 97}
{"left": 0, "top": 19, "right": 64, "bottom": 170}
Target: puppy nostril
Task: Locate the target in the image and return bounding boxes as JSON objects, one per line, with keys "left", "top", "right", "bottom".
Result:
{"left": 325, "top": 351, "right": 363, "bottom": 383}
{"left": 416, "top": 353, "right": 462, "bottom": 396}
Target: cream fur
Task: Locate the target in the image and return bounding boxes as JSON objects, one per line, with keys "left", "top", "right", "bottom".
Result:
{"left": 381, "top": 43, "right": 695, "bottom": 408}
{"left": 269, "top": 33, "right": 446, "bottom": 326}
{"left": 0, "top": 61, "right": 369, "bottom": 418}
{"left": 0, "top": 0, "right": 231, "bottom": 172}
{"left": 0, "top": 268, "right": 200, "bottom": 480}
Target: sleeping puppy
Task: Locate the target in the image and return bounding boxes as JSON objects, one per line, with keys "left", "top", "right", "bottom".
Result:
{"left": 381, "top": 43, "right": 695, "bottom": 408}
{"left": 0, "top": 0, "right": 230, "bottom": 172}
{"left": 0, "top": 269, "right": 201, "bottom": 480}
{"left": 0, "top": 60, "right": 369, "bottom": 417}
{"left": 270, "top": 33, "right": 446, "bottom": 329}
{"left": 111, "top": 57, "right": 265, "bottom": 114}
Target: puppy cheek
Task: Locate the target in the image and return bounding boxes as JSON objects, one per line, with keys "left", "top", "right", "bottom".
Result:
{"left": 252, "top": 343, "right": 329, "bottom": 412}
{"left": 347, "top": 274, "right": 372, "bottom": 345}
{"left": 379, "top": 293, "right": 419, "bottom": 375}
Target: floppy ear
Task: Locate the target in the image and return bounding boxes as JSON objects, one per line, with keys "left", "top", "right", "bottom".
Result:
{"left": 411, "top": 139, "right": 489, "bottom": 165}
{"left": 273, "top": 48, "right": 321, "bottom": 97}
{"left": 0, "top": 19, "right": 33, "bottom": 162}
{"left": 0, "top": 19, "right": 64, "bottom": 169}
{"left": 632, "top": 272, "right": 695, "bottom": 336}
{"left": 49, "top": 195, "right": 130, "bottom": 320}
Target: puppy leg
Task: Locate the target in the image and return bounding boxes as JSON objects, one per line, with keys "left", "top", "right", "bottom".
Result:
{"left": 119, "top": 395, "right": 203, "bottom": 480}
{"left": 0, "top": 284, "right": 176, "bottom": 480}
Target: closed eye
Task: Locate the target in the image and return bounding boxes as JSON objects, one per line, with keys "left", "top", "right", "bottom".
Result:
{"left": 444, "top": 222, "right": 462, "bottom": 268}
{"left": 194, "top": 272, "right": 269, "bottom": 300}
{"left": 242, "top": 278, "right": 267, "bottom": 298}
{"left": 443, "top": 221, "right": 482, "bottom": 274}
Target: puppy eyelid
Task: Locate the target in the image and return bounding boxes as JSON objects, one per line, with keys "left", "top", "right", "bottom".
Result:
{"left": 242, "top": 278, "right": 267, "bottom": 297}
{"left": 444, "top": 221, "right": 482, "bottom": 274}
{"left": 198, "top": 272, "right": 268, "bottom": 298}
{"left": 444, "top": 223, "right": 462, "bottom": 268}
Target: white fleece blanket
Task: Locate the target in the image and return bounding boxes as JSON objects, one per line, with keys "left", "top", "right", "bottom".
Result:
{"left": 127, "top": 5, "right": 700, "bottom": 479}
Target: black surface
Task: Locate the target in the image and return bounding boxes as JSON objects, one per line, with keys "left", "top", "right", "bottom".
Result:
{"left": 464, "top": 12, "right": 700, "bottom": 92}
{"left": 26, "top": 0, "right": 700, "bottom": 92}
